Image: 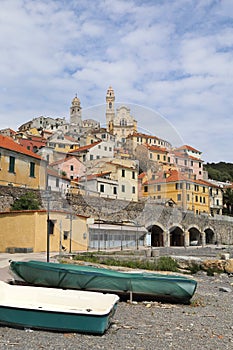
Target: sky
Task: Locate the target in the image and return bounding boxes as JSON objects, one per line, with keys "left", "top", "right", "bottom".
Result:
{"left": 0, "top": 0, "right": 233, "bottom": 163}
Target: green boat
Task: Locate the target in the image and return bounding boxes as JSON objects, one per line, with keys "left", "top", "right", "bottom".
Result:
{"left": 0, "top": 281, "right": 119, "bottom": 334}
{"left": 9, "top": 260, "right": 197, "bottom": 304}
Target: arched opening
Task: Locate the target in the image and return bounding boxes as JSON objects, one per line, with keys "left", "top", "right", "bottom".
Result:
{"left": 189, "top": 227, "right": 202, "bottom": 246}
{"left": 170, "top": 227, "right": 184, "bottom": 247}
{"left": 149, "top": 225, "right": 164, "bottom": 247}
{"left": 205, "top": 228, "right": 215, "bottom": 244}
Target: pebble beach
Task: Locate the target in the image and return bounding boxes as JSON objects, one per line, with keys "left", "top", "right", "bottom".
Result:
{"left": 0, "top": 268, "right": 232, "bottom": 350}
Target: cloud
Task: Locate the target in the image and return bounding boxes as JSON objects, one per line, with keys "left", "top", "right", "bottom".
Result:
{"left": 0, "top": 0, "right": 232, "bottom": 162}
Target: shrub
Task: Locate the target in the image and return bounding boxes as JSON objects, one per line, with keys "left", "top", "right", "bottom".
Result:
{"left": 11, "top": 191, "right": 40, "bottom": 211}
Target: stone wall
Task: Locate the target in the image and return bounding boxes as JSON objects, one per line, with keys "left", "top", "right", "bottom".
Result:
{"left": 1, "top": 186, "right": 233, "bottom": 245}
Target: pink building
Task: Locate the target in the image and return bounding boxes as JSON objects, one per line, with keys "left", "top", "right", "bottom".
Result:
{"left": 50, "top": 156, "right": 85, "bottom": 180}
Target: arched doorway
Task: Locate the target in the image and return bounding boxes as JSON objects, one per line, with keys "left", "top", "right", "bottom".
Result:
{"left": 170, "top": 227, "right": 184, "bottom": 246}
{"left": 205, "top": 228, "right": 215, "bottom": 244}
{"left": 150, "top": 225, "right": 164, "bottom": 247}
{"left": 189, "top": 227, "right": 202, "bottom": 246}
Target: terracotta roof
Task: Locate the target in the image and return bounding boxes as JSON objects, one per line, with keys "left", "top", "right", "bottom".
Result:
{"left": 0, "top": 209, "right": 89, "bottom": 218}
{"left": 177, "top": 145, "right": 202, "bottom": 153}
{"left": 49, "top": 155, "right": 78, "bottom": 166}
{"left": 144, "top": 170, "right": 209, "bottom": 186}
{"left": 173, "top": 151, "right": 202, "bottom": 162}
{"left": 127, "top": 132, "right": 159, "bottom": 140}
{"left": 47, "top": 167, "right": 70, "bottom": 181}
{"left": 74, "top": 171, "right": 112, "bottom": 182}
{"left": 0, "top": 135, "right": 42, "bottom": 160}
{"left": 65, "top": 135, "right": 78, "bottom": 142}
{"left": 143, "top": 144, "right": 168, "bottom": 153}
{"left": 138, "top": 172, "right": 146, "bottom": 179}
{"left": 69, "top": 141, "right": 101, "bottom": 153}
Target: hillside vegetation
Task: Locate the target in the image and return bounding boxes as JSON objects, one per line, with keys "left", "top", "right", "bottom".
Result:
{"left": 204, "top": 162, "right": 233, "bottom": 182}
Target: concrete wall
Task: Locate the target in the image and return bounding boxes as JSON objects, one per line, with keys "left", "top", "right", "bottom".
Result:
{"left": 0, "top": 210, "right": 88, "bottom": 253}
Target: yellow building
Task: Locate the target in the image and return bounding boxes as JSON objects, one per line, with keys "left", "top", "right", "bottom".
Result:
{"left": 0, "top": 135, "right": 46, "bottom": 189}
{"left": 0, "top": 210, "right": 89, "bottom": 253}
{"left": 141, "top": 169, "right": 210, "bottom": 214}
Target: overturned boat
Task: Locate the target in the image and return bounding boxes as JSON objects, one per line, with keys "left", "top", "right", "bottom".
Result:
{"left": 0, "top": 280, "right": 119, "bottom": 334}
{"left": 10, "top": 260, "right": 197, "bottom": 304}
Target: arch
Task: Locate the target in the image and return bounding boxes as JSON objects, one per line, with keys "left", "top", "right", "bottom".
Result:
{"left": 169, "top": 226, "right": 184, "bottom": 247}
{"left": 149, "top": 225, "right": 164, "bottom": 247}
{"left": 204, "top": 227, "right": 215, "bottom": 244}
{"left": 188, "top": 226, "right": 202, "bottom": 246}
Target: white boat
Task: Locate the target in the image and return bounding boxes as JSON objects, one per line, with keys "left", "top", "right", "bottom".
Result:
{"left": 0, "top": 281, "right": 119, "bottom": 334}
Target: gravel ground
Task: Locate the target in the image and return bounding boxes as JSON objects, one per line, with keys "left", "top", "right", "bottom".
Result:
{"left": 0, "top": 271, "right": 232, "bottom": 350}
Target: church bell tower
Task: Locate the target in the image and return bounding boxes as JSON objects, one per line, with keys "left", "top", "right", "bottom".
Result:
{"left": 106, "top": 86, "right": 115, "bottom": 132}
{"left": 70, "top": 94, "right": 82, "bottom": 127}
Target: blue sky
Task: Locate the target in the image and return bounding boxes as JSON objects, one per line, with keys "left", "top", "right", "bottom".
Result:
{"left": 0, "top": 0, "right": 233, "bottom": 163}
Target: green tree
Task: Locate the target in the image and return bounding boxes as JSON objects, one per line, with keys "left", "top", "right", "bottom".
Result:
{"left": 11, "top": 192, "right": 40, "bottom": 211}
{"left": 223, "top": 188, "right": 233, "bottom": 216}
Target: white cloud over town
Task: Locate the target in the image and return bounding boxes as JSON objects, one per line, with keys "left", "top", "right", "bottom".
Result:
{"left": 0, "top": 0, "right": 232, "bottom": 162}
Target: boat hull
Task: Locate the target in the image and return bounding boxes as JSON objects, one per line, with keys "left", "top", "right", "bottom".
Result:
{"left": 0, "top": 282, "right": 119, "bottom": 334}
{"left": 10, "top": 260, "right": 197, "bottom": 304}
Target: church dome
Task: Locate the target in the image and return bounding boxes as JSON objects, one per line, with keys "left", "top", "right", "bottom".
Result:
{"left": 72, "top": 95, "right": 80, "bottom": 106}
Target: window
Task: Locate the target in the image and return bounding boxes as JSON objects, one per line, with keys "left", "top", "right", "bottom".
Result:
{"left": 98, "top": 145, "right": 101, "bottom": 149}
{"left": 132, "top": 171, "right": 135, "bottom": 179}
{"left": 30, "top": 162, "right": 35, "bottom": 177}
{"left": 144, "top": 186, "right": 148, "bottom": 192}
{"left": 122, "top": 185, "right": 125, "bottom": 192}
{"left": 195, "top": 195, "right": 198, "bottom": 202}
{"left": 187, "top": 194, "right": 190, "bottom": 201}
{"left": 70, "top": 165, "right": 74, "bottom": 171}
{"left": 194, "top": 185, "right": 199, "bottom": 191}
{"left": 90, "top": 155, "right": 93, "bottom": 160}
{"left": 109, "top": 147, "right": 112, "bottom": 151}
{"left": 120, "top": 119, "right": 127, "bottom": 126}
{"left": 63, "top": 231, "right": 69, "bottom": 240}
{"left": 203, "top": 187, "right": 205, "bottom": 193}
{"left": 100, "top": 184, "right": 104, "bottom": 192}
{"left": 186, "top": 183, "right": 190, "bottom": 190}
{"left": 122, "top": 169, "right": 125, "bottom": 177}
{"left": 104, "top": 146, "right": 107, "bottom": 151}
{"left": 48, "top": 220, "right": 55, "bottom": 235}
{"left": 191, "top": 161, "right": 194, "bottom": 166}
{"left": 113, "top": 187, "right": 117, "bottom": 195}
{"left": 157, "top": 185, "right": 161, "bottom": 191}
{"left": 176, "top": 183, "right": 182, "bottom": 190}
{"left": 56, "top": 178, "right": 59, "bottom": 187}
{"left": 177, "top": 194, "right": 181, "bottom": 201}
{"left": 199, "top": 162, "right": 202, "bottom": 168}
{"left": 132, "top": 186, "right": 135, "bottom": 194}
{"left": 150, "top": 153, "right": 152, "bottom": 159}
{"left": 157, "top": 154, "right": 160, "bottom": 160}
{"left": 9, "top": 156, "right": 15, "bottom": 173}
{"left": 168, "top": 157, "right": 170, "bottom": 163}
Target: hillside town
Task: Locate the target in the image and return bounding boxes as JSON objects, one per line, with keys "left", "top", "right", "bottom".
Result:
{"left": 0, "top": 87, "right": 232, "bottom": 253}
